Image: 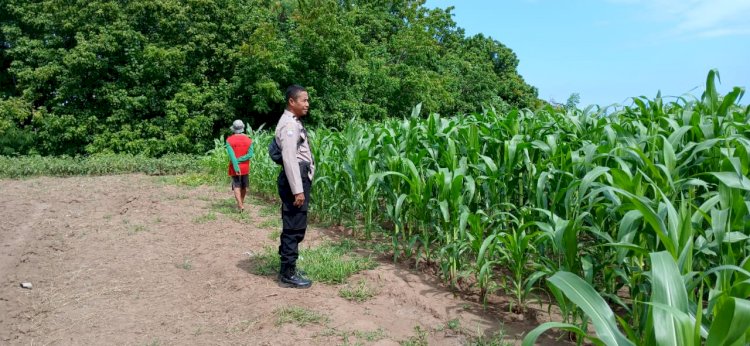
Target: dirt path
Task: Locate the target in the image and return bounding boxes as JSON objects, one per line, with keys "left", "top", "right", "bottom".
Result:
{"left": 0, "top": 175, "right": 561, "bottom": 345}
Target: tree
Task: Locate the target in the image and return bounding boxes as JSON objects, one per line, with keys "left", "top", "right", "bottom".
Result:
{"left": 1, "top": 0, "right": 541, "bottom": 155}
{"left": 565, "top": 92, "right": 580, "bottom": 110}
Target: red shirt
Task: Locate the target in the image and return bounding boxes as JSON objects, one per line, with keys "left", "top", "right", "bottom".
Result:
{"left": 227, "top": 134, "right": 252, "bottom": 176}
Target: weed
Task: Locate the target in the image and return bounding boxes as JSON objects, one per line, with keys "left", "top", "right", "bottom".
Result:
{"left": 259, "top": 218, "right": 281, "bottom": 229}
{"left": 316, "top": 327, "right": 386, "bottom": 344}
{"left": 469, "top": 330, "right": 510, "bottom": 346}
{"left": 0, "top": 154, "right": 201, "bottom": 179}
{"left": 211, "top": 199, "right": 253, "bottom": 224}
{"left": 400, "top": 325, "right": 428, "bottom": 346}
{"left": 339, "top": 279, "right": 377, "bottom": 302}
{"left": 192, "top": 212, "right": 217, "bottom": 224}
{"left": 250, "top": 241, "right": 377, "bottom": 284}
{"left": 354, "top": 328, "right": 386, "bottom": 342}
{"left": 159, "top": 173, "right": 218, "bottom": 187}
{"left": 258, "top": 204, "right": 277, "bottom": 217}
{"left": 196, "top": 194, "right": 213, "bottom": 201}
{"left": 447, "top": 318, "right": 460, "bottom": 331}
{"left": 274, "top": 306, "right": 329, "bottom": 327}
{"left": 176, "top": 258, "right": 192, "bottom": 270}
{"left": 227, "top": 319, "right": 257, "bottom": 334}
{"left": 128, "top": 224, "right": 147, "bottom": 235}
{"left": 267, "top": 230, "right": 281, "bottom": 240}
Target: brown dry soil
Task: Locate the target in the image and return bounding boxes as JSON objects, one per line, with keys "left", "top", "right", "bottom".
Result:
{"left": 1, "top": 174, "right": 568, "bottom": 345}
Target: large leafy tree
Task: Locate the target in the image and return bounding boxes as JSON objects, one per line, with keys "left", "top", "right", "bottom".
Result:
{"left": 0, "top": 0, "right": 539, "bottom": 155}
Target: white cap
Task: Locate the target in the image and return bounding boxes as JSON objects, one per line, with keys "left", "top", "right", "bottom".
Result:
{"left": 230, "top": 120, "right": 245, "bottom": 134}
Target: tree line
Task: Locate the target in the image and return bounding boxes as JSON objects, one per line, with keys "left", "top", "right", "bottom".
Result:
{"left": 0, "top": 0, "right": 539, "bottom": 156}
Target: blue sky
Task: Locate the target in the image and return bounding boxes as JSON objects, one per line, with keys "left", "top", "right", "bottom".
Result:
{"left": 424, "top": 0, "right": 750, "bottom": 108}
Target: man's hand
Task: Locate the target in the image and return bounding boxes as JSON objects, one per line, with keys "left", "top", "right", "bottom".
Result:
{"left": 293, "top": 193, "right": 305, "bottom": 207}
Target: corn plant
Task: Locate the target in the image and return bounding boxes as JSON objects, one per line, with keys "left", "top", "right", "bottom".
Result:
{"left": 218, "top": 70, "right": 750, "bottom": 340}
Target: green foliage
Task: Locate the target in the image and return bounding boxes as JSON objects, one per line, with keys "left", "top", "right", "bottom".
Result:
{"left": 249, "top": 241, "right": 377, "bottom": 284}
{"left": 274, "top": 306, "right": 329, "bottom": 327}
{"left": 0, "top": 153, "right": 200, "bottom": 178}
{"left": 339, "top": 279, "right": 377, "bottom": 302}
{"left": 400, "top": 325, "right": 429, "bottom": 346}
{"left": 0, "top": 0, "right": 537, "bottom": 155}
{"left": 524, "top": 252, "right": 750, "bottom": 346}
{"left": 240, "top": 70, "right": 750, "bottom": 343}
{"left": 565, "top": 92, "right": 580, "bottom": 110}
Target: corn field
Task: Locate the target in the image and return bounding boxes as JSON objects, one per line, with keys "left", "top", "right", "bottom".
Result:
{"left": 238, "top": 70, "right": 750, "bottom": 345}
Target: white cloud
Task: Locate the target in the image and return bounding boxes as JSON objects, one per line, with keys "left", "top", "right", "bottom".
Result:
{"left": 608, "top": 0, "right": 750, "bottom": 39}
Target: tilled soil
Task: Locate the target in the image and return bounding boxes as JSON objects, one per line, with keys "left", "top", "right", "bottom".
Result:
{"left": 0, "top": 174, "right": 564, "bottom": 345}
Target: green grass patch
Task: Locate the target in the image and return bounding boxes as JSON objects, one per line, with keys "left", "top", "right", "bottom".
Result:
{"left": 318, "top": 327, "right": 387, "bottom": 343}
{"left": 251, "top": 240, "right": 377, "bottom": 284}
{"left": 468, "top": 331, "right": 510, "bottom": 346}
{"left": 274, "top": 306, "right": 329, "bottom": 327}
{"left": 0, "top": 154, "right": 201, "bottom": 179}
{"left": 158, "top": 173, "right": 221, "bottom": 187}
{"left": 339, "top": 279, "right": 377, "bottom": 302}
{"left": 267, "top": 229, "right": 281, "bottom": 240}
{"left": 258, "top": 218, "right": 281, "bottom": 229}
{"left": 192, "top": 212, "right": 218, "bottom": 224}
{"left": 446, "top": 318, "right": 460, "bottom": 331}
{"left": 258, "top": 204, "right": 278, "bottom": 217}
{"left": 127, "top": 224, "right": 148, "bottom": 235}
{"left": 355, "top": 328, "right": 387, "bottom": 342}
{"left": 400, "top": 325, "right": 428, "bottom": 346}
{"left": 210, "top": 198, "right": 253, "bottom": 223}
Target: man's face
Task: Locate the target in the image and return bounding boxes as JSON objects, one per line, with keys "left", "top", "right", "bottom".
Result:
{"left": 289, "top": 91, "right": 309, "bottom": 117}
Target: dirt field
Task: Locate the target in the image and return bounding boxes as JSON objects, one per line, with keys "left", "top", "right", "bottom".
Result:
{"left": 0, "top": 174, "right": 563, "bottom": 345}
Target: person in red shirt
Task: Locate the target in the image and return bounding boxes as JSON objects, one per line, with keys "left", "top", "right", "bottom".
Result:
{"left": 226, "top": 120, "right": 253, "bottom": 212}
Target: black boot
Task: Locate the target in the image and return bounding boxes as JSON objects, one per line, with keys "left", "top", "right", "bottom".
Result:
{"left": 279, "top": 265, "right": 312, "bottom": 289}
{"left": 294, "top": 266, "right": 308, "bottom": 278}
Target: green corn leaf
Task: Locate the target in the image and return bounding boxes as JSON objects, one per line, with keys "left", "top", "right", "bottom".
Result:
{"left": 478, "top": 154, "right": 498, "bottom": 173}
{"left": 662, "top": 135, "right": 677, "bottom": 176}
{"left": 691, "top": 195, "right": 721, "bottom": 225}
{"left": 685, "top": 264, "right": 750, "bottom": 294}
{"left": 710, "top": 172, "right": 750, "bottom": 191}
{"left": 438, "top": 200, "right": 449, "bottom": 223}
{"left": 650, "top": 251, "right": 692, "bottom": 346}
{"left": 477, "top": 234, "right": 497, "bottom": 262}
{"left": 365, "top": 171, "right": 407, "bottom": 192}
{"left": 729, "top": 279, "right": 750, "bottom": 298}
{"left": 616, "top": 210, "right": 642, "bottom": 261}
{"left": 394, "top": 194, "right": 407, "bottom": 220}
{"left": 606, "top": 187, "right": 677, "bottom": 257}
{"left": 579, "top": 166, "right": 610, "bottom": 199}
{"left": 522, "top": 322, "right": 606, "bottom": 346}
{"left": 602, "top": 242, "right": 650, "bottom": 255}
{"left": 523, "top": 271, "right": 547, "bottom": 294}
{"left": 410, "top": 102, "right": 422, "bottom": 118}
{"left": 694, "top": 284, "right": 704, "bottom": 345}
{"left": 703, "top": 68, "right": 720, "bottom": 113}
{"left": 717, "top": 87, "right": 743, "bottom": 117}
{"left": 724, "top": 232, "right": 749, "bottom": 243}
{"left": 706, "top": 297, "right": 750, "bottom": 346}
{"left": 667, "top": 125, "right": 693, "bottom": 148}
{"left": 547, "top": 272, "right": 634, "bottom": 346}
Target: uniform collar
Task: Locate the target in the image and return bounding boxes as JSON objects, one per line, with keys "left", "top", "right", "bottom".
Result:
{"left": 283, "top": 109, "right": 301, "bottom": 121}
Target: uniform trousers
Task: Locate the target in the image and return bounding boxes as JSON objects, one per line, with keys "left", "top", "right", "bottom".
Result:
{"left": 277, "top": 161, "right": 312, "bottom": 271}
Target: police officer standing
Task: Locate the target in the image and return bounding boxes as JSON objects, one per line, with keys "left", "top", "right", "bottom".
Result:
{"left": 275, "top": 85, "right": 314, "bottom": 289}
